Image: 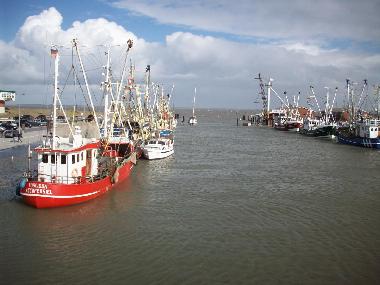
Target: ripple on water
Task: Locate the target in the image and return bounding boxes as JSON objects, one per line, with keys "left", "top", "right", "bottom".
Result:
{"left": 1, "top": 111, "right": 380, "bottom": 284}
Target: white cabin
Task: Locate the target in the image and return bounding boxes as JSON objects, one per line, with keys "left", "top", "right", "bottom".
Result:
{"left": 37, "top": 129, "right": 99, "bottom": 184}
{"left": 356, "top": 119, "right": 379, "bottom": 139}
{"left": 302, "top": 118, "right": 321, "bottom": 131}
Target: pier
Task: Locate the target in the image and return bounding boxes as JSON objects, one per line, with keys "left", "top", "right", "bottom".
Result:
{"left": 0, "top": 128, "right": 46, "bottom": 151}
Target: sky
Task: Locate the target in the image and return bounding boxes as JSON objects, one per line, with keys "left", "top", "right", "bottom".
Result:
{"left": 1, "top": 0, "right": 380, "bottom": 109}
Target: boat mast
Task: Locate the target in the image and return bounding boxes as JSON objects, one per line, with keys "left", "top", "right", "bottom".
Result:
{"left": 254, "top": 73, "right": 269, "bottom": 123}
{"left": 375, "top": 85, "right": 380, "bottom": 118}
{"left": 144, "top": 65, "right": 151, "bottom": 115}
{"left": 111, "top": 40, "right": 133, "bottom": 134}
{"left": 51, "top": 47, "right": 59, "bottom": 149}
{"left": 329, "top": 87, "right": 338, "bottom": 122}
{"left": 357, "top": 79, "right": 368, "bottom": 112}
{"left": 193, "top": 87, "right": 196, "bottom": 117}
{"left": 267, "top": 79, "right": 272, "bottom": 115}
{"left": 270, "top": 87, "right": 289, "bottom": 109}
{"left": 72, "top": 39, "right": 100, "bottom": 136}
{"left": 309, "top": 86, "right": 322, "bottom": 114}
{"left": 346, "top": 79, "right": 352, "bottom": 123}
{"left": 103, "top": 45, "right": 111, "bottom": 138}
{"left": 324, "top": 87, "right": 329, "bottom": 123}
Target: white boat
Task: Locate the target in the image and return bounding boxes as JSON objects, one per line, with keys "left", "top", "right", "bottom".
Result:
{"left": 188, "top": 87, "right": 197, "bottom": 125}
{"left": 188, "top": 116, "right": 197, "bottom": 125}
{"left": 142, "top": 137, "right": 174, "bottom": 159}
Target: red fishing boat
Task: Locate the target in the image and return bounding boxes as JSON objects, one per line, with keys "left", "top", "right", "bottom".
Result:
{"left": 17, "top": 135, "right": 136, "bottom": 208}
{"left": 16, "top": 41, "right": 136, "bottom": 208}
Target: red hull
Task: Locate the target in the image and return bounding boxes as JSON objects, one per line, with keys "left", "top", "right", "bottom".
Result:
{"left": 274, "top": 125, "right": 288, "bottom": 131}
{"left": 111, "top": 158, "right": 135, "bottom": 185}
{"left": 20, "top": 159, "right": 134, "bottom": 208}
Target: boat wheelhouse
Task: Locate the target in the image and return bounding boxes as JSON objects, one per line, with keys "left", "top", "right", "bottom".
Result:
{"left": 142, "top": 137, "right": 174, "bottom": 160}
{"left": 35, "top": 129, "right": 99, "bottom": 184}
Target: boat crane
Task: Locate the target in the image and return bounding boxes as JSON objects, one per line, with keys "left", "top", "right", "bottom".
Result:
{"left": 254, "top": 73, "right": 274, "bottom": 123}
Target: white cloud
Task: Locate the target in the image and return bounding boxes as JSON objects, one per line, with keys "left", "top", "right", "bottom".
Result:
{"left": 112, "top": 0, "right": 380, "bottom": 42}
{"left": 280, "top": 43, "right": 332, "bottom": 57}
{"left": 1, "top": 7, "right": 380, "bottom": 109}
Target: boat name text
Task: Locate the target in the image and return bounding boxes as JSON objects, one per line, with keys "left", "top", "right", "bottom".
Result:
{"left": 25, "top": 183, "right": 52, "bottom": 195}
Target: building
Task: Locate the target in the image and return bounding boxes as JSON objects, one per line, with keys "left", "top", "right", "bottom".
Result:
{"left": 0, "top": 90, "right": 16, "bottom": 113}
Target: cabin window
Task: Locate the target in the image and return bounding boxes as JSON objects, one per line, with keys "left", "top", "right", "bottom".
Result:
{"left": 42, "top": 154, "right": 48, "bottom": 163}
{"left": 51, "top": 154, "right": 56, "bottom": 164}
{"left": 72, "top": 154, "right": 75, "bottom": 164}
{"left": 93, "top": 150, "right": 97, "bottom": 157}
{"left": 77, "top": 154, "right": 80, "bottom": 162}
{"left": 81, "top": 152, "right": 84, "bottom": 161}
{"left": 61, "top": 154, "right": 67, "bottom": 164}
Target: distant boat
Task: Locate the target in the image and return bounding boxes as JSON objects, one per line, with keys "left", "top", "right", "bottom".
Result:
{"left": 300, "top": 118, "right": 336, "bottom": 138}
{"left": 142, "top": 138, "right": 174, "bottom": 159}
{"left": 336, "top": 80, "right": 380, "bottom": 148}
{"left": 299, "top": 86, "right": 337, "bottom": 138}
{"left": 188, "top": 87, "right": 197, "bottom": 126}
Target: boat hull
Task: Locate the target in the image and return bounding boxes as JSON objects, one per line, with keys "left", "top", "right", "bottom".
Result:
{"left": 285, "top": 122, "right": 302, "bottom": 132}
{"left": 337, "top": 135, "right": 380, "bottom": 149}
{"left": 274, "top": 125, "right": 288, "bottom": 131}
{"left": 188, "top": 116, "right": 197, "bottom": 125}
{"left": 143, "top": 148, "right": 174, "bottom": 160}
{"left": 112, "top": 157, "right": 135, "bottom": 184}
{"left": 300, "top": 125, "right": 336, "bottom": 138}
{"left": 19, "top": 158, "right": 135, "bottom": 208}
{"left": 19, "top": 177, "right": 112, "bottom": 208}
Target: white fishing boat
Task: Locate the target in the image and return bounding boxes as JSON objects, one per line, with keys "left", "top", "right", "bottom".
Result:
{"left": 188, "top": 87, "right": 197, "bottom": 125}
{"left": 142, "top": 137, "right": 174, "bottom": 159}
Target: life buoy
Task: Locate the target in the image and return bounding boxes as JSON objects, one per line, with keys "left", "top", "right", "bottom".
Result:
{"left": 16, "top": 177, "right": 27, "bottom": 196}
{"left": 71, "top": 169, "right": 78, "bottom": 177}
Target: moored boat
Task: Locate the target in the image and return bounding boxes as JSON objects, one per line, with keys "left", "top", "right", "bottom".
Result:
{"left": 336, "top": 119, "right": 380, "bottom": 149}
{"left": 188, "top": 87, "right": 198, "bottom": 126}
{"left": 17, "top": 41, "right": 137, "bottom": 208}
{"left": 188, "top": 116, "right": 197, "bottom": 125}
{"left": 142, "top": 137, "right": 174, "bottom": 159}
{"left": 18, "top": 135, "right": 109, "bottom": 208}
{"left": 284, "top": 118, "right": 303, "bottom": 132}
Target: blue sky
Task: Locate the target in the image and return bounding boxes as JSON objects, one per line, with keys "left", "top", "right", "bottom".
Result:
{"left": 1, "top": 0, "right": 242, "bottom": 44}
{"left": 1, "top": 0, "right": 174, "bottom": 42}
{"left": 1, "top": 0, "right": 380, "bottom": 109}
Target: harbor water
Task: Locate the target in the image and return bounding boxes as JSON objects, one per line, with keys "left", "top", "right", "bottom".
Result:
{"left": 1, "top": 109, "right": 380, "bottom": 284}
